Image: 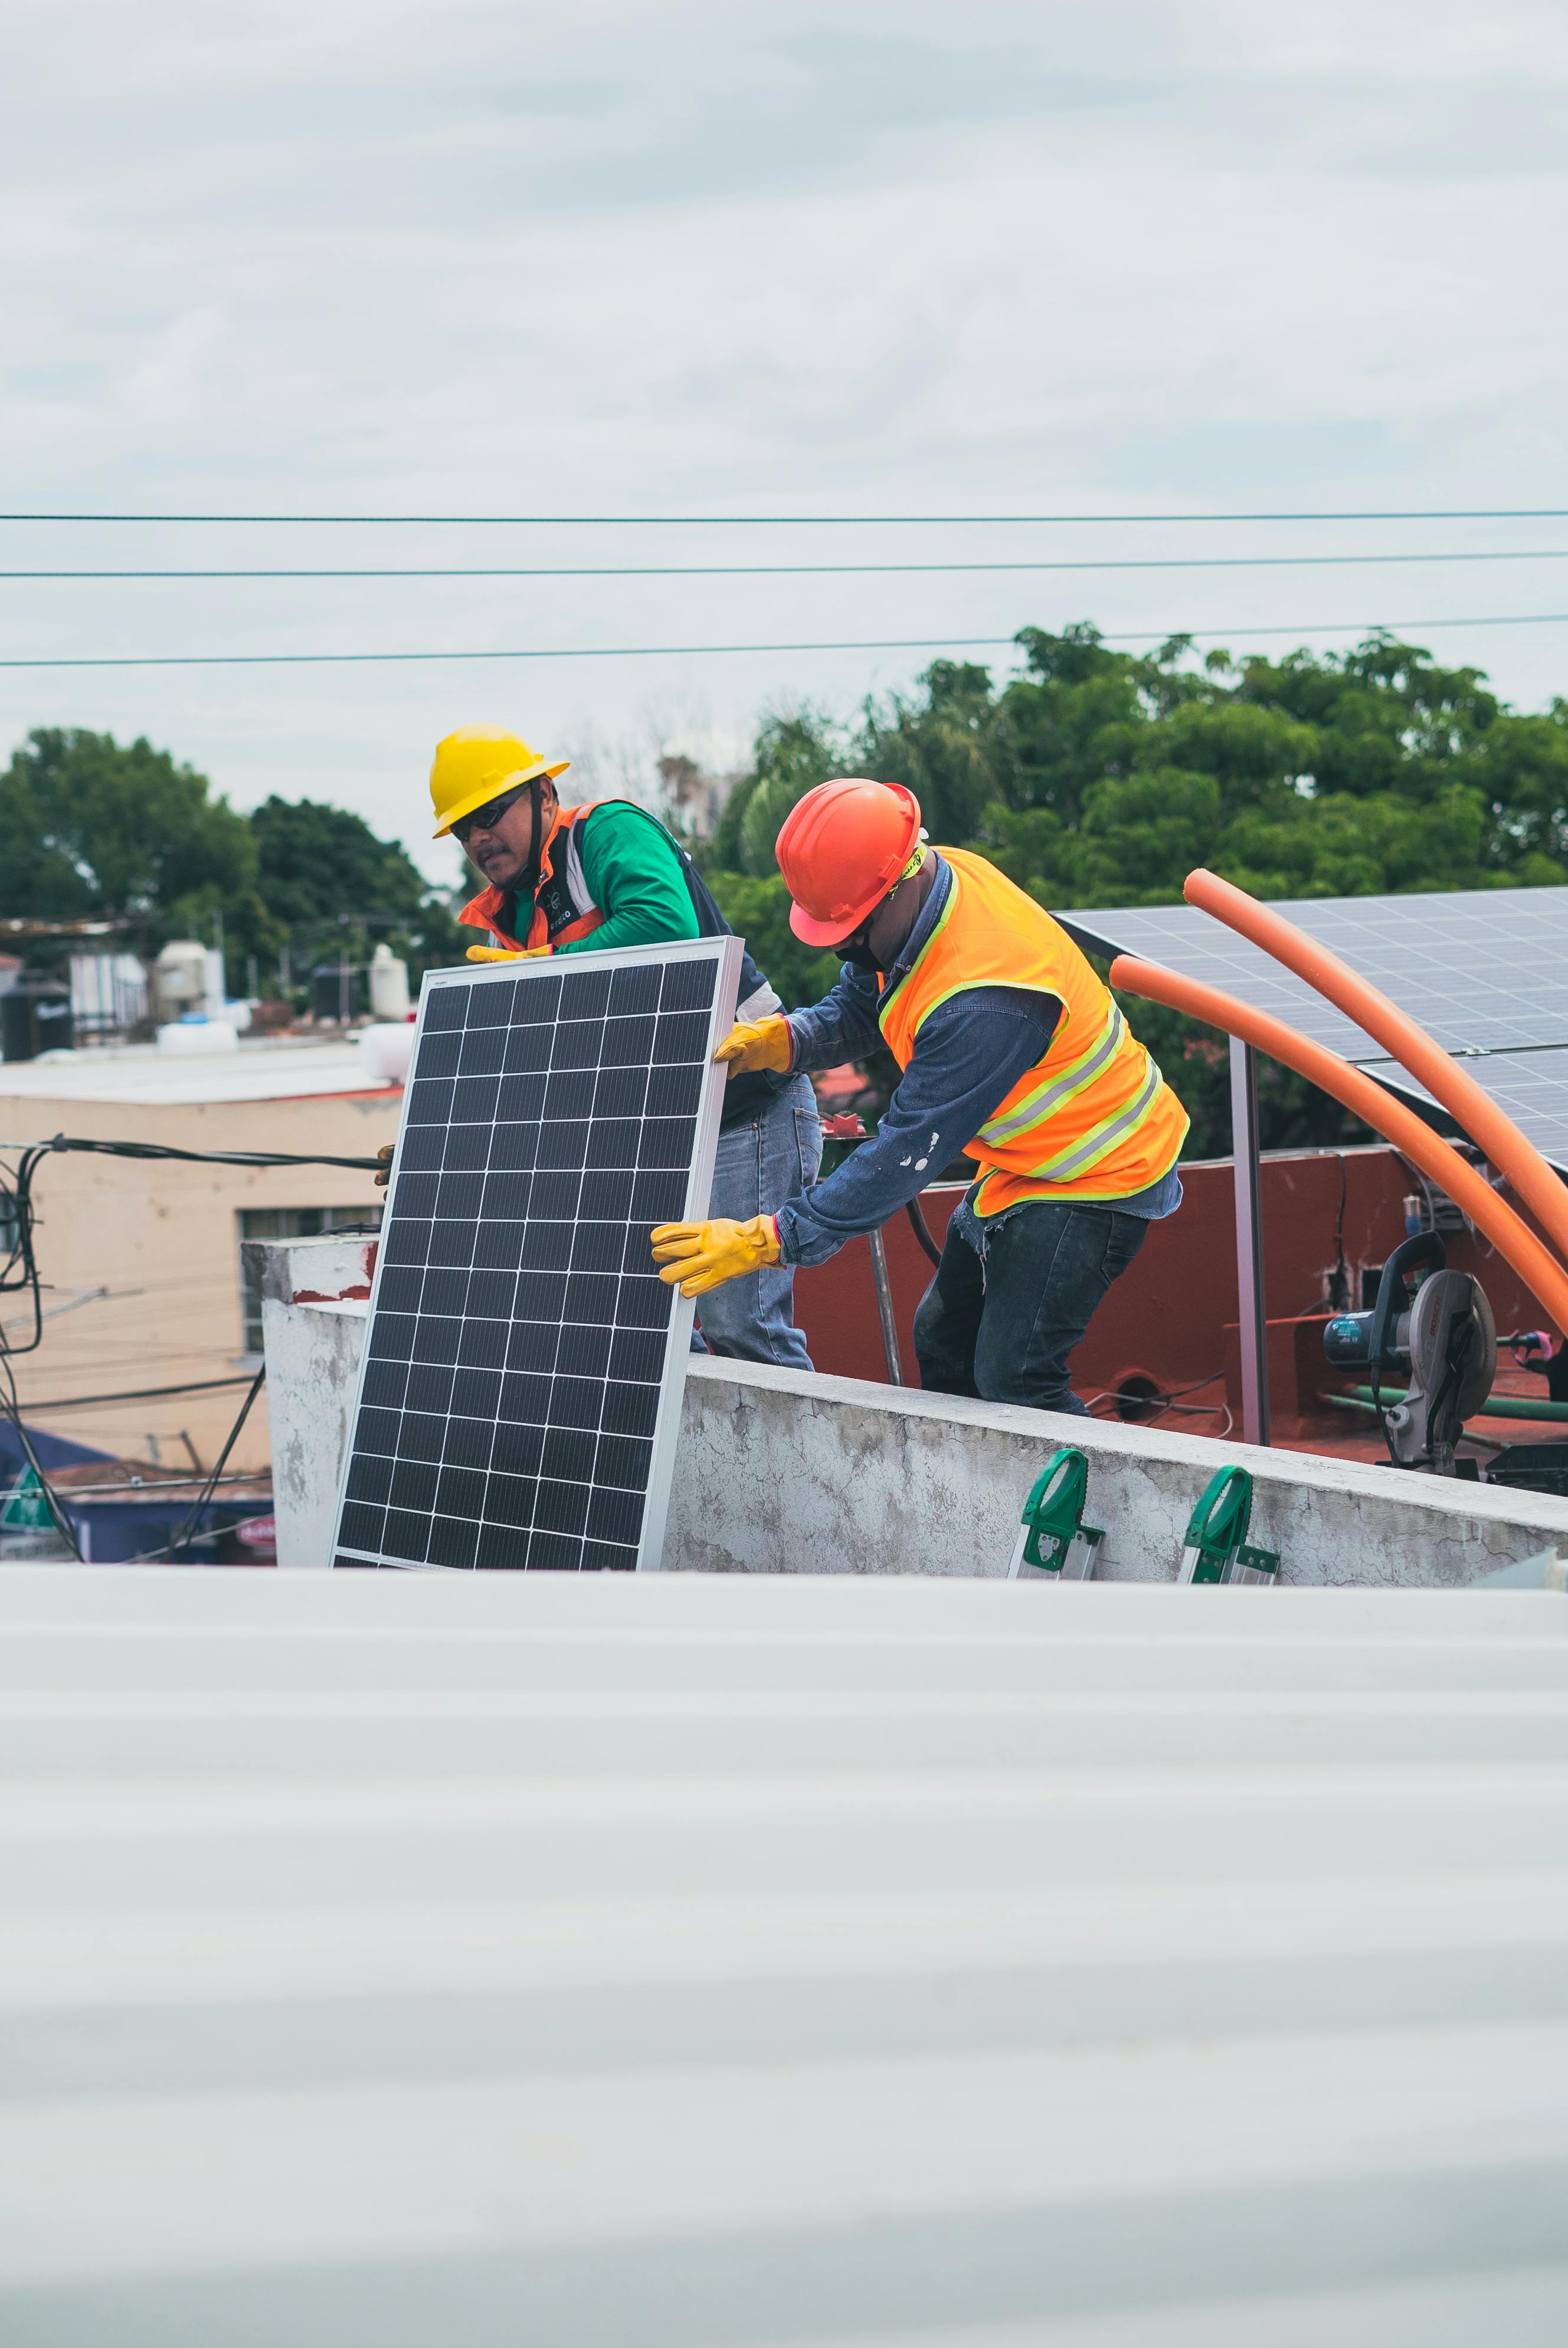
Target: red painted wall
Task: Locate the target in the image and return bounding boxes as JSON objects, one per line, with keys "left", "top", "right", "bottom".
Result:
{"left": 789, "top": 1147, "right": 1554, "bottom": 1432}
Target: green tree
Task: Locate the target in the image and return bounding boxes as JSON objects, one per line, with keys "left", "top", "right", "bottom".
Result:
{"left": 855, "top": 659, "right": 1007, "bottom": 844}
{"left": 682, "top": 623, "right": 1568, "bottom": 1153}
{"left": 250, "top": 796, "right": 465, "bottom": 983}
{"left": 708, "top": 709, "right": 847, "bottom": 877}
{"left": 0, "top": 731, "right": 469, "bottom": 995}
{"left": 699, "top": 871, "right": 842, "bottom": 1012}
{"left": 0, "top": 727, "right": 271, "bottom": 972}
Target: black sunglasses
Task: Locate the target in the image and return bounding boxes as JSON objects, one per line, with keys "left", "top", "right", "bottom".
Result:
{"left": 452, "top": 779, "right": 532, "bottom": 846}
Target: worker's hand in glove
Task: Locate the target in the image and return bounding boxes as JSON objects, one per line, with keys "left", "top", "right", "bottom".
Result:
{"left": 651, "top": 1214, "right": 781, "bottom": 1296}
{"left": 714, "top": 1015, "right": 793, "bottom": 1080}
{"left": 374, "top": 1143, "right": 394, "bottom": 1191}
{"left": 466, "top": 943, "right": 552, "bottom": 963}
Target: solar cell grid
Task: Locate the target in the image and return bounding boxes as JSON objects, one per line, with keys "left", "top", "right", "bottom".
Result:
{"left": 332, "top": 939, "right": 740, "bottom": 1572}
{"left": 1370, "top": 1047, "right": 1568, "bottom": 1178}
{"left": 1053, "top": 885, "right": 1568, "bottom": 1178}
{"left": 1058, "top": 885, "right": 1568, "bottom": 1061}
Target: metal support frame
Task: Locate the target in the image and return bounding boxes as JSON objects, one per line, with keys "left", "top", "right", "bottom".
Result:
{"left": 866, "top": 1226, "right": 905, "bottom": 1385}
{"left": 1229, "top": 1036, "right": 1271, "bottom": 1448}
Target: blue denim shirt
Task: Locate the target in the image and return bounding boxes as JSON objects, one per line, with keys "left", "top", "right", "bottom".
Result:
{"left": 775, "top": 853, "right": 1182, "bottom": 1268}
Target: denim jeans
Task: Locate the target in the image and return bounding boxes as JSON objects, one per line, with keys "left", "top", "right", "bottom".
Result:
{"left": 693, "top": 1071, "right": 822, "bottom": 1371}
{"left": 912, "top": 1195, "right": 1149, "bottom": 1414}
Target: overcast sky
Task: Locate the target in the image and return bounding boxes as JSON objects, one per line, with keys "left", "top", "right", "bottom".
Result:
{"left": 3, "top": 1, "right": 1567, "bottom": 882}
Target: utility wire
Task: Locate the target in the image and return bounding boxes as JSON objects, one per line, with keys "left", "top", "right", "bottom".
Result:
{"left": 17, "top": 1375, "right": 264, "bottom": 1412}
{"left": 7, "top": 548, "right": 1568, "bottom": 581}
{"left": 0, "top": 1355, "right": 84, "bottom": 1560}
{"left": 5, "top": 614, "right": 1568, "bottom": 670}
{"left": 5, "top": 507, "right": 1568, "bottom": 525}
{"left": 166, "top": 1363, "right": 267, "bottom": 1565}
{"left": 10, "top": 1136, "right": 382, "bottom": 1172}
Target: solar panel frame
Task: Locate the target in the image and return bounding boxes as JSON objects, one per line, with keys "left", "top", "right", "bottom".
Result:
{"left": 329, "top": 934, "right": 743, "bottom": 1572}
{"left": 1056, "top": 885, "right": 1568, "bottom": 1062}
{"left": 1364, "top": 1048, "right": 1568, "bottom": 1180}
{"left": 1051, "top": 885, "right": 1568, "bottom": 1178}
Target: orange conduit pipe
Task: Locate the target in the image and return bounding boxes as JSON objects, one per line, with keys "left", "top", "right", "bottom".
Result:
{"left": 1110, "top": 953, "right": 1568, "bottom": 1336}
{"left": 1184, "top": 866, "right": 1568, "bottom": 1267}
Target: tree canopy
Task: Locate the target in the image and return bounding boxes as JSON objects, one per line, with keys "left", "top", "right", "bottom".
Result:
{"left": 7, "top": 624, "right": 1564, "bottom": 1151}
{"left": 0, "top": 727, "right": 269, "bottom": 962}
{"left": 699, "top": 625, "right": 1568, "bottom": 1153}
{"left": 0, "top": 729, "right": 463, "bottom": 989}
{"left": 248, "top": 793, "right": 464, "bottom": 977}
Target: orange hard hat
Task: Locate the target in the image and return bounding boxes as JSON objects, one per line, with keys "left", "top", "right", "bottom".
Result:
{"left": 775, "top": 779, "right": 924, "bottom": 946}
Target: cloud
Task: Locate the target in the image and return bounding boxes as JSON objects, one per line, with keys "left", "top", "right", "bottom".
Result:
{"left": 1, "top": 1, "right": 1566, "bottom": 874}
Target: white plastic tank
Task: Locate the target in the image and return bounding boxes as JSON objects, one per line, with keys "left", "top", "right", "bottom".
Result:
{"left": 368, "top": 944, "right": 411, "bottom": 1021}
{"left": 156, "top": 1020, "right": 240, "bottom": 1055}
{"left": 357, "top": 1022, "right": 415, "bottom": 1084}
{"left": 153, "top": 941, "right": 209, "bottom": 1022}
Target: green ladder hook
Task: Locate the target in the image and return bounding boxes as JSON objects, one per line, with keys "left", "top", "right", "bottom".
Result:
{"left": 1009, "top": 1447, "right": 1104, "bottom": 1581}
{"left": 1177, "top": 1466, "right": 1280, "bottom": 1585}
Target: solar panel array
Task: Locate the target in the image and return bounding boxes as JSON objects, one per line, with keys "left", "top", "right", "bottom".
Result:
{"left": 1370, "top": 1051, "right": 1568, "bottom": 1179}
{"left": 1055, "top": 885, "right": 1568, "bottom": 1176}
{"left": 331, "top": 939, "right": 740, "bottom": 1572}
{"left": 1057, "top": 886, "right": 1568, "bottom": 1062}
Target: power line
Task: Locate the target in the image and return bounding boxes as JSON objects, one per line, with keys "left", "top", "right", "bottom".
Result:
{"left": 5, "top": 1374, "right": 258, "bottom": 1412}
{"left": 4, "top": 507, "right": 1568, "bottom": 526}
{"left": 3, "top": 614, "right": 1568, "bottom": 671}
{"left": 6, "top": 547, "right": 1568, "bottom": 581}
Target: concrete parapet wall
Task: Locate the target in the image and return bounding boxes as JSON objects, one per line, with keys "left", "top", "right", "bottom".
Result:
{"left": 672, "top": 1358, "right": 1568, "bottom": 1587}
{"left": 254, "top": 1236, "right": 1568, "bottom": 1584}
{"left": 247, "top": 1235, "right": 378, "bottom": 1572}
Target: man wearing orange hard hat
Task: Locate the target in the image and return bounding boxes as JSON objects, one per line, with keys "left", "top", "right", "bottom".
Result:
{"left": 398, "top": 724, "right": 822, "bottom": 1370}
{"left": 652, "top": 778, "right": 1189, "bottom": 1415}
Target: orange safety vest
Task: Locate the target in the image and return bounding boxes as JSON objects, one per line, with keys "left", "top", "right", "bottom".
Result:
{"left": 879, "top": 848, "right": 1189, "bottom": 1216}
{"left": 459, "top": 800, "right": 607, "bottom": 952}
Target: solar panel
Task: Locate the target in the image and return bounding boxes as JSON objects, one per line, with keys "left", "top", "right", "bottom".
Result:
{"left": 330, "top": 937, "right": 742, "bottom": 1572}
{"left": 1056, "top": 885, "right": 1568, "bottom": 1063}
{"left": 1367, "top": 1047, "right": 1568, "bottom": 1180}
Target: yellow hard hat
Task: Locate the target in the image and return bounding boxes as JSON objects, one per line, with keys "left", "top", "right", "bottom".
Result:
{"left": 429, "top": 725, "right": 570, "bottom": 838}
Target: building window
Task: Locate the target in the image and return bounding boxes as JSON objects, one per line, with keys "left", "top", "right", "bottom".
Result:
{"left": 238, "top": 1206, "right": 382, "bottom": 1355}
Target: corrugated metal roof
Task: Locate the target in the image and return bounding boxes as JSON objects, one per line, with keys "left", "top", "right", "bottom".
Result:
{"left": 0, "top": 1567, "right": 1565, "bottom": 2343}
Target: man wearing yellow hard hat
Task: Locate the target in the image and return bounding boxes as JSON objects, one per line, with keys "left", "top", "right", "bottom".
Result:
{"left": 421, "top": 724, "right": 820, "bottom": 1368}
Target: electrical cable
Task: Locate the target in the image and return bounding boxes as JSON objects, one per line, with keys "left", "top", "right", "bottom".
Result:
{"left": 15, "top": 1374, "right": 263, "bottom": 1411}
{"left": 0, "top": 1353, "right": 84, "bottom": 1559}
{"left": 163, "top": 1363, "right": 267, "bottom": 1566}
{"left": 0, "top": 1143, "right": 377, "bottom": 1346}
{"left": 9, "top": 547, "right": 1568, "bottom": 580}
{"left": 6, "top": 507, "right": 1568, "bottom": 525}
{"left": 6, "top": 613, "right": 1568, "bottom": 670}
{"left": 11, "top": 1136, "right": 382, "bottom": 1174}
{"left": 0, "top": 1132, "right": 383, "bottom": 1545}
{"left": 905, "top": 1196, "right": 943, "bottom": 1267}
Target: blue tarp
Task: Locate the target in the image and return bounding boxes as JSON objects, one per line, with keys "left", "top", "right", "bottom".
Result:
{"left": 0, "top": 1422, "right": 112, "bottom": 1479}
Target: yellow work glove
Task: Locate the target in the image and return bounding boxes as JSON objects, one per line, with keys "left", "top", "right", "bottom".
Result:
{"left": 466, "top": 943, "right": 552, "bottom": 962}
{"left": 650, "top": 1214, "right": 781, "bottom": 1297}
{"left": 714, "top": 1015, "right": 793, "bottom": 1079}
{"left": 374, "top": 1143, "right": 394, "bottom": 1190}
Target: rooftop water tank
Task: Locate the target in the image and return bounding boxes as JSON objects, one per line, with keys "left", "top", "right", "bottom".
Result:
{"left": 368, "top": 944, "right": 410, "bottom": 1021}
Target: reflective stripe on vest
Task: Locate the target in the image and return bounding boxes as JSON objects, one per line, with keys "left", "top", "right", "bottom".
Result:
{"left": 877, "top": 847, "right": 1187, "bottom": 1207}
{"left": 1022, "top": 1053, "right": 1164, "bottom": 1182}
{"left": 977, "top": 1002, "right": 1127, "bottom": 1150}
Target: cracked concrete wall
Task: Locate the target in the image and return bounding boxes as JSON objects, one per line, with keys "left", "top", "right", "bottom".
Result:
{"left": 255, "top": 1237, "right": 1568, "bottom": 1582}
{"left": 668, "top": 1359, "right": 1568, "bottom": 1585}
{"left": 248, "top": 1238, "right": 375, "bottom": 1572}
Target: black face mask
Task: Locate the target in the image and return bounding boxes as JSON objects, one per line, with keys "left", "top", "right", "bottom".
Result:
{"left": 839, "top": 940, "right": 882, "bottom": 973}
